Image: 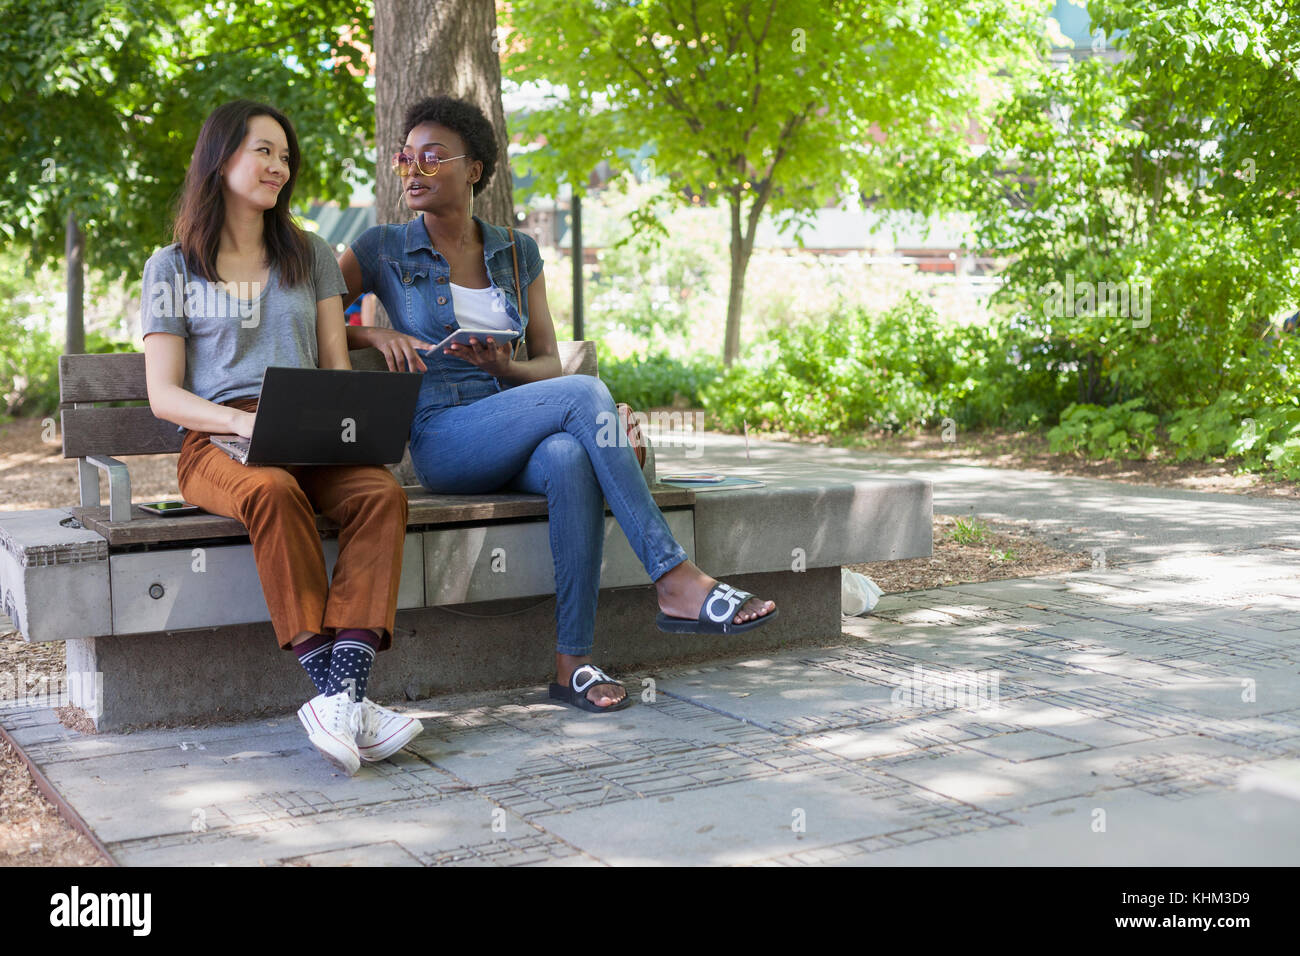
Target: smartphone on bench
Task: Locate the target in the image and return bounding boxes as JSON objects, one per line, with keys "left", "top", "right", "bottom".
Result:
{"left": 137, "top": 500, "right": 204, "bottom": 517}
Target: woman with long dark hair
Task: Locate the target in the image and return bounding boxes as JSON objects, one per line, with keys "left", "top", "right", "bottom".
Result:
{"left": 340, "top": 96, "right": 776, "bottom": 714}
{"left": 140, "top": 100, "right": 421, "bottom": 774}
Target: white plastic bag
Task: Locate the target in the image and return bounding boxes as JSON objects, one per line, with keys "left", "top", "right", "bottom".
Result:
{"left": 841, "top": 568, "right": 884, "bottom": 616}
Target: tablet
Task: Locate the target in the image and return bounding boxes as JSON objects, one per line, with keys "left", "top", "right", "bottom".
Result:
{"left": 424, "top": 328, "right": 521, "bottom": 352}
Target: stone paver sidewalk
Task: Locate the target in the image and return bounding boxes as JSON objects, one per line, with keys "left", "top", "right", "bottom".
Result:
{"left": 6, "top": 435, "right": 1300, "bottom": 865}
{"left": 4, "top": 544, "right": 1299, "bottom": 865}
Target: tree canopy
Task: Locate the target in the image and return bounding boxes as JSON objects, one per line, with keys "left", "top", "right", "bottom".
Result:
{"left": 890, "top": 0, "right": 1300, "bottom": 410}
{"left": 0, "top": 0, "right": 374, "bottom": 276}
{"left": 504, "top": 0, "right": 1048, "bottom": 363}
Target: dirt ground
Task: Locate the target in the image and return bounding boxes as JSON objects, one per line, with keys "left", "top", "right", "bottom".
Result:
{"left": 0, "top": 736, "right": 106, "bottom": 867}
{"left": 847, "top": 512, "right": 1091, "bottom": 593}
{"left": 0, "top": 410, "right": 1274, "bottom": 866}
{"left": 0, "top": 415, "right": 181, "bottom": 511}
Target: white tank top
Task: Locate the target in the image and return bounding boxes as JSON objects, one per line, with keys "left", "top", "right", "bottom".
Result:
{"left": 449, "top": 282, "right": 515, "bottom": 332}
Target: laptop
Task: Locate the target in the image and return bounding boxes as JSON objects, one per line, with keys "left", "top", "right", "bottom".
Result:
{"left": 210, "top": 366, "right": 423, "bottom": 465}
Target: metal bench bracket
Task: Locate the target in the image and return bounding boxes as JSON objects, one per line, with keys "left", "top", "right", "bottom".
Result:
{"left": 78, "top": 455, "right": 132, "bottom": 522}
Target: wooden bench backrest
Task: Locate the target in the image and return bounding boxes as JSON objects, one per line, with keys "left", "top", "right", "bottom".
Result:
{"left": 59, "top": 341, "right": 599, "bottom": 459}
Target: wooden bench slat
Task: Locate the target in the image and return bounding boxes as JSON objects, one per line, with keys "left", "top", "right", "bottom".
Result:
{"left": 556, "top": 340, "right": 598, "bottom": 376}
{"left": 71, "top": 484, "right": 694, "bottom": 547}
{"left": 59, "top": 352, "right": 151, "bottom": 404}
{"left": 62, "top": 406, "right": 186, "bottom": 458}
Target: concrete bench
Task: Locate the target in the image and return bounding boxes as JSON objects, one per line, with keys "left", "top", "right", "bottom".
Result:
{"left": 0, "top": 344, "right": 933, "bottom": 730}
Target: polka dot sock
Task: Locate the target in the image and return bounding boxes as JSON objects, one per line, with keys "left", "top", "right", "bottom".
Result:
{"left": 292, "top": 634, "right": 334, "bottom": 695}
{"left": 325, "top": 629, "right": 382, "bottom": 702}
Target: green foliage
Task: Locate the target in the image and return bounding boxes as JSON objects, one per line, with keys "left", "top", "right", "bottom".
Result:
{"left": 873, "top": 0, "right": 1300, "bottom": 482}
{"left": 0, "top": 318, "right": 135, "bottom": 418}
{"left": 1046, "top": 399, "right": 1159, "bottom": 460}
{"left": 1166, "top": 392, "right": 1251, "bottom": 463}
{"left": 1162, "top": 336, "right": 1300, "bottom": 478}
{"left": 504, "top": 0, "right": 1046, "bottom": 362}
{"left": 84, "top": 331, "right": 137, "bottom": 355}
{"left": 700, "top": 294, "right": 1041, "bottom": 436}
{"left": 596, "top": 349, "right": 721, "bottom": 410}
{"left": 884, "top": 0, "right": 1300, "bottom": 418}
{"left": 1261, "top": 410, "right": 1300, "bottom": 479}
{"left": 0, "top": 0, "right": 374, "bottom": 275}
{"left": 948, "top": 517, "right": 989, "bottom": 547}
{"left": 0, "top": 317, "right": 61, "bottom": 418}
{"left": 945, "top": 311, "right": 1076, "bottom": 432}
{"left": 507, "top": 0, "right": 1043, "bottom": 210}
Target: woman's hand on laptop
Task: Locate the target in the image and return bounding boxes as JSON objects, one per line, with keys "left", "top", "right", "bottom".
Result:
{"left": 231, "top": 409, "right": 256, "bottom": 440}
{"left": 364, "top": 328, "right": 434, "bottom": 373}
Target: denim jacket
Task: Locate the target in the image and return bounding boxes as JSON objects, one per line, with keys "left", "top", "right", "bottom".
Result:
{"left": 350, "top": 215, "right": 544, "bottom": 423}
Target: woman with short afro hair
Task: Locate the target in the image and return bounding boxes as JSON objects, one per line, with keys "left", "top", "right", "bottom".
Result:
{"left": 340, "top": 95, "right": 776, "bottom": 713}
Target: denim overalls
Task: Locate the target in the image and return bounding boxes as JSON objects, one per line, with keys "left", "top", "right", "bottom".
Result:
{"left": 350, "top": 214, "right": 543, "bottom": 426}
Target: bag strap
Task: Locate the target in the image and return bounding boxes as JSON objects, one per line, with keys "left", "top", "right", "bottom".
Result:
{"left": 508, "top": 226, "right": 524, "bottom": 360}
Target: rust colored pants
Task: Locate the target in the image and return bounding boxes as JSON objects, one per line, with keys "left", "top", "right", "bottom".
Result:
{"left": 176, "top": 397, "right": 408, "bottom": 651}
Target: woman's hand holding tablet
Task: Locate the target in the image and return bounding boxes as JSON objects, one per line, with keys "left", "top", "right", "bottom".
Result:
{"left": 423, "top": 327, "right": 521, "bottom": 352}
{"left": 423, "top": 328, "right": 520, "bottom": 377}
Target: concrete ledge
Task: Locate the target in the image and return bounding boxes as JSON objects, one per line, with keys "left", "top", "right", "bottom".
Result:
{"left": 693, "top": 475, "right": 932, "bottom": 574}
{"left": 68, "top": 566, "right": 840, "bottom": 731}
{"left": 108, "top": 534, "right": 426, "bottom": 635}
{"left": 423, "top": 509, "right": 694, "bottom": 604}
{"left": 0, "top": 468, "right": 926, "bottom": 642}
{"left": 0, "top": 509, "right": 110, "bottom": 643}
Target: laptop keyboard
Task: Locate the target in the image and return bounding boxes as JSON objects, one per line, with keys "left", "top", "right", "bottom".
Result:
{"left": 211, "top": 436, "right": 251, "bottom": 462}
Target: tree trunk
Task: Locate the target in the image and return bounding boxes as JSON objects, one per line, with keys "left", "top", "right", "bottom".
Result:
{"left": 65, "top": 210, "right": 85, "bottom": 355}
{"left": 373, "top": 0, "right": 514, "bottom": 230}
{"left": 724, "top": 195, "right": 758, "bottom": 366}
{"left": 1078, "top": 351, "right": 1102, "bottom": 405}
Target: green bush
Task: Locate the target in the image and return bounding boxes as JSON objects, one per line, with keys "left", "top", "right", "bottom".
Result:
{"left": 879, "top": 2, "right": 1300, "bottom": 480}
{"left": 949, "top": 311, "right": 1076, "bottom": 431}
{"left": 1163, "top": 347, "right": 1300, "bottom": 479}
{"left": 700, "top": 294, "right": 1046, "bottom": 436}
{"left": 596, "top": 349, "right": 721, "bottom": 409}
{"left": 1, "top": 318, "right": 136, "bottom": 419}
{"left": 1047, "top": 399, "right": 1159, "bottom": 460}
{"left": 1261, "top": 409, "right": 1300, "bottom": 479}
{"left": 1045, "top": 329, "right": 1300, "bottom": 477}
{"left": 0, "top": 317, "right": 62, "bottom": 418}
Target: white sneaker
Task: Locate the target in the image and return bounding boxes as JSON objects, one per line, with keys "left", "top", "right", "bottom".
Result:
{"left": 353, "top": 697, "right": 423, "bottom": 763}
{"left": 297, "top": 691, "right": 361, "bottom": 776}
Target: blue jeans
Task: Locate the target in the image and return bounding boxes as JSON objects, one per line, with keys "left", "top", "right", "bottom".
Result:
{"left": 409, "top": 375, "right": 689, "bottom": 656}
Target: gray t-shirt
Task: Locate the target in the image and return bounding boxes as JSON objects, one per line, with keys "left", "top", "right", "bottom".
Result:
{"left": 139, "top": 231, "right": 348, "bottom": 408}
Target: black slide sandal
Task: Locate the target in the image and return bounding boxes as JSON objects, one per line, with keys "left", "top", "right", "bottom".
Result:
{"left": 656, "top": 582, "right": 779, "bottom": 635}
{"left": 549, "top": 664, "right": 633, "bottom": 713}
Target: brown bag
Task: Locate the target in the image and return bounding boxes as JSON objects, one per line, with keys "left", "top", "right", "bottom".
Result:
{"left": 617, "top": 402, "right": 648, "bottom": 469}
